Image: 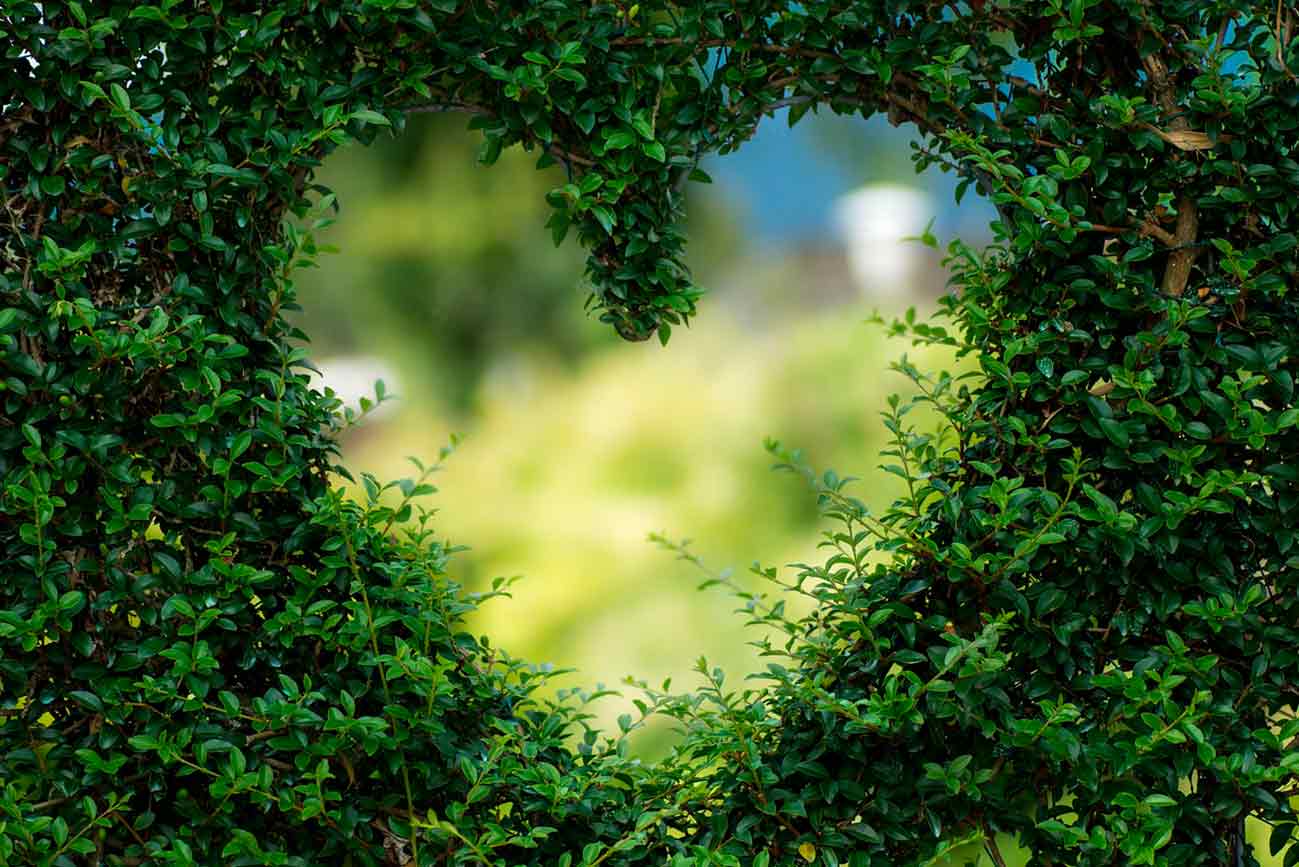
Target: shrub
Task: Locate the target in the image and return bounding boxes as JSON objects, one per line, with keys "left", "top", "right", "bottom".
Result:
{"left": 2, "top": 2, "right": 1297, "bottom": 865}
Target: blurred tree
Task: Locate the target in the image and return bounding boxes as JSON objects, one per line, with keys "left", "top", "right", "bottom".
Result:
{"left": 291, "top": 113, "right": 593, "bottom": 408}
{"left": 293, "top": 114, "right": 743, "bottom": 411}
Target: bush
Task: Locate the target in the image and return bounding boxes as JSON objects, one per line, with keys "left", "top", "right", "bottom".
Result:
{"left": 2, "top": 2, "right": 1297, "bottom": 865}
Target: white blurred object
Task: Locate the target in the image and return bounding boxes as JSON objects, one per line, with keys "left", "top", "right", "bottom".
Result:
{"left": 311, "top": 355, "right": 400, "bottom": 422}
{"left": 832, "top": 184, "right": 934, "bottom": 298}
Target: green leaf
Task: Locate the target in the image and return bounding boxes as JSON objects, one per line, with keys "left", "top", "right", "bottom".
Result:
{"left": 632, "top": 116, "right": 654, "bottom": 140}
{"left": 69, "top": 690, "right": 104, "bottom": 712}
{"left": 230, "top": 430, "right": 253, "bottom": 461}
{"left": 1098, "top": 417, "right": 1129, "bottom": 447}
{"left": 605, "top": 130, "right": 636, "bottom": 150}
{"left": 109, "top": 83, "right": 131, "bottom": 112}
{"left": 554, "top": 67, "right": 587, "bottom": 86}
{"left": 1061, "top": 369, "right": 1089, "bottom": 386}
{"left": 589, "top": 204, "right": 616, "bottom": 234}
{"left": 79, "top": 80, "right": 108, "bottom": 103}
{"left": 351, "top": 109, "right": 390, "bottom": 126}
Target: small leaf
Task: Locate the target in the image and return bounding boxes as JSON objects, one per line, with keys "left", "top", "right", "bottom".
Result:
{"left": 589, "top": 204, "right": 616, "bottom": 234}
{"left": 109, "top": 83, "right": 131, "bottom": 112}
{"left": 1061, "top": 369, "right": 1089, "bottom": 386}
{"left": 69, "top": 690, "right": 104, "bottom": 712}
{"left": 351, "top": 109, "right": 390, "bottom": 126}
{"left": 605, "top": 130, "right": 636, "bottom": 150}
{"left": 1098, "top": 417, "right": 1129, "bottom": 447}
{"left": 554, "top": 67, "right": 587, "bottom": 86}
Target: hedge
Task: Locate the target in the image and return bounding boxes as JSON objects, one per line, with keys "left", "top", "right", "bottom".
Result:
{"left": 3, "top": 2, "right": 1298, "bottom": 865}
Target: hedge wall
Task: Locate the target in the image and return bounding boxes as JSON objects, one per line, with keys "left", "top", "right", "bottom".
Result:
{"left": 2, "top": 1, "right": 1298, "bottom": 865}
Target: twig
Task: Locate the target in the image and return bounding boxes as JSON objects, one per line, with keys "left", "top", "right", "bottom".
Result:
{"left": 1278, "top": 0, "right": 1298, "bottom": 80}
{"left": 1140, "top": 50, "right": 1201, "bottom": 296}
{"left": 1161, "top": 193, "right": 1200, "bottom": 297}
{"left": 1085, "top": 219, "right": 1176, "bottom": 247}
{"left": 984, "top": 829, "right": 1010, "bottom": 867}
{"left": 402, "top": 101, "right": 491, "bottom": 117}
{"left": 1212, "top": 14, "right": 1234, "bottom": 59}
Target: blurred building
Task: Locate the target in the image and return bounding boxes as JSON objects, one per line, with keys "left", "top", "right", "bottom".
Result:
{"left": 832, "top": 183, "right": 939, "bottom": 299}
{"left": 311, "top": 354, "right": 401, "bottom": 425}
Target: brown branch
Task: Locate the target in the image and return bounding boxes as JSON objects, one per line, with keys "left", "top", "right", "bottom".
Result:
{"left": 1085, "top": 219, "right": 1176, "bottom": 247}
{"left": 246, "top": 727, "right": 283, "bottom": 744}
{"left": 1006, "top": 75, "right": 1046, "bottom": 98}
{"left": 1140, "top": 51, "right": 1201, "bottom": 296}
{"left": 984, "top": 829, "right": 1010, "bottom": 867}
{"left": 402, "top": 101, "right": 490, "bottom": 117}
{"left": 1278, "top": 0, "right": 1298, "bottom": 80}
{"left": 608, "top": 36, "right": 838, "bottom": 62}
{"left": 1213, "top": 13, "right": 1235, "bottom": 59}
{"left": 1135, "top": 121, "right": 1232, "bottom": 152}
{"left": 547, "top": 143, "right": 595, "bottom": 168}
{"left": 1161, "top": 194, "right": 1200, "bottom": 297}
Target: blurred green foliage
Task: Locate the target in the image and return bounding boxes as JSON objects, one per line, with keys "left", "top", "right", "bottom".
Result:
{"left": 339, "top": 308, "right": 954, "bottom": 754}
{"left": 300, "top": 112, "right": 1290, "bottom": 867}
{"left": 293, "top": 117, "right": 952, "bottom": 755}
{"left": 293, "top": 113, "right": 742, "bottom": 409}
{"left": 291, "top": 113, "right": 594, "bottom": 406}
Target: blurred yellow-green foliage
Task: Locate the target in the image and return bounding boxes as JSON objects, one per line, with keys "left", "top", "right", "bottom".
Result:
{"left": 293, "top": 113, "right": 1285, "bottom": 866}
{"left": 292, "top": 112, "right": 951, "bottom": 750}
{"left": 342, "top": 310, "right": 950, "bottom": 749}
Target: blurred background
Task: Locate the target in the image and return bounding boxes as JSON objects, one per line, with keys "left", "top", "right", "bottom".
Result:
{"left": 292, "top": 107, "right": 1286, "bottom": 866}
{"left": 293, "top": 108, "right": 992, "bottom": 746}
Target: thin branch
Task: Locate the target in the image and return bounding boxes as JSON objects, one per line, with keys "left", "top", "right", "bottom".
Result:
{"left": 1140, "top": 50, "right": 1201, "bottom": 296}
{"left": 1212, "top": 13, "right": 1234, "bottom": 59}
{"left": 608, "top": 35, "right": 837, "bottom": 62}
{"left": 984, "top": 832, "right": 1010, "bottom": 867}
{"left": 1085, "top": 219, "right": 1177, "bottom": 247}
{"left": 1161, "top": 194, "right": 1200, "bottom": 296}
{"left": 402, "top": 101, "right": 490, "bottom": 117}
{"left": 1005, "top": 75, "right": 1047, "bottom": 97}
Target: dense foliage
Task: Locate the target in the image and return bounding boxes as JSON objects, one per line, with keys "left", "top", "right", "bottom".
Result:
{"left": 3, "top": 1, "right": 1299, "bottom": 865}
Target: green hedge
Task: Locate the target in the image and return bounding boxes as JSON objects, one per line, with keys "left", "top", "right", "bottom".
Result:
{"left": 2, "top": 1, "right": 1297, "bottom": 865}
